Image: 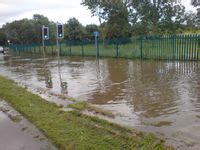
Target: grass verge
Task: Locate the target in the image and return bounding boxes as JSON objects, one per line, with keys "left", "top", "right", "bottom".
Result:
{"left": 0, "top": 75, "right": 168, "bottom": 150}
{"left": 68, "top": 101, "right": 115, "bottom": 118}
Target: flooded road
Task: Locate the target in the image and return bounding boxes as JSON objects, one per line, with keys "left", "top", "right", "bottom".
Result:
{"left": 0, "top": 53, "right": 200, "bottom": 149}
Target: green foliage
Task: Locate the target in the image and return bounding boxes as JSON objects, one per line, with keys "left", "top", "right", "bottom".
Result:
{"left": 82, "top": 0, "right": 131, "bottom": 38}
{"left": 82, "top": 0, "right": 197, "bottom": 36}
{"left": 2, "top": 14, "right": 50, "bottom": 44}
{"left": 191, "top": 0, "right": 200, "bottom": 7}
{"left": 104, "top": 2, "right": 130, "bottom": 38}
{"left": 68, "top": 102, "right": 89, "bottom": 110}
{"left": 197, "top": 8, "right": 200, "bottom": 27}
{"left": 191, "top": 0, "right": 199, "bottom": 28}
{"left": 65, "top": 18, "right": 85, "bottom": 41}
{"left": 160, "top": 4, "right": 185, "bottom": 34}
{"left": 184, "top": 11, "right": 197, "bottom": 28}
{"left": 85, "top": 24, "right": 99, "bottom": 39}
{"left": 0, "top": 29, "right": 6, "bottom": 45}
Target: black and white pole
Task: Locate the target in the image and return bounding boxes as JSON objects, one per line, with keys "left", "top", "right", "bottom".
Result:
{"left": 56, "top": 23, "right": 64, "bottom": 57}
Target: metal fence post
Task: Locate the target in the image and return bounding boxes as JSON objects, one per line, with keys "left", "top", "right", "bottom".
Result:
{"left": 140, "top": 37, "right": 143, "bottom": 59}
{"left": 81, "top": 41, "right": 84, "bottom": 57}
{"left": 116, "top": 43, "right": 119, "bottom": 58}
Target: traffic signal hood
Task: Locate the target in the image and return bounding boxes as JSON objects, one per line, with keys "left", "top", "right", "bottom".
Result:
{"left": 42, "top": 27, "right": 49, "bottom": 40}
{"left": 57, "top": 24, "right": 64, "bottom": 38}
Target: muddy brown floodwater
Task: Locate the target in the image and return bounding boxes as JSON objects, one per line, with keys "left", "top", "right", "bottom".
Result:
{"left": 0, "top": 53, "right": 200, "bottom": 149}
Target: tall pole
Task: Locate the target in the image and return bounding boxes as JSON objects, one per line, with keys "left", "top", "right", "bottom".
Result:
{"left": 57, "top": 38, "right": 59, "bottom": 57}
{"left": 56, "top": 22, "right": 64, "bottom": 57}
{"left": 42, "top": 25, "right": 46, "bottom": 58}
{"left": 56, "top": 23, "right": 61, "bottom": 91}
{"left": 95, "top": 36, "right": 98, "bottom": 58}
{"left": 94, "top": 32, "right": 99, "bottom": 58}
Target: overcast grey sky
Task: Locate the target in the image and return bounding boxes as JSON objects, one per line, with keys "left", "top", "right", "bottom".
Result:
{"left": 0, "top": 0, "right": 196, "bottom": 27}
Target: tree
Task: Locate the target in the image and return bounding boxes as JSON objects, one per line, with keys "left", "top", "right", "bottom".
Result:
{"left": 160, "top": 3, "right": 185, "bottom": 34}
{"left": 65, "top": 18, "right": 85, "bottom": 41}
{"left": 2, "top": 14, "right": 50, "bottom": 44}
{"left": 48, "top": 21, "right": 57, "bottom": 42}
{"left": 197, "top": 9, "right": 200, "bottom": 27}
{"left": 191, "top": 0, "right": 200, "bottom": 7}
{"left": 82, "top": 0, "right": 131, "bottom": 38}
{"left": 85, "top": 24, "right": 99, "bottom": 39}
{"left": 105, "top": 1, "right": 131, "bottom": 38}
{"left": 131, "top": 0, "right": 161, "bottom": 35}
{"left": 18, "top": 19, "right": 35, "bottom": 43}
{"left": 130, "top": 0, "right": 186, "bottom": 35}
{"left": 82, "top": 0, "right": 186, "bottom": 36}
{"left": 191, "top": 0, "right": 200, "bottom": 27}
{"left": 32, "top": 14, "right": 50, "bottom": 43}
{"left": 184, "top": 11, "right": 197, "bottom": 28}
{"left": 0, "top": 29, "right": 7, "bottom": 45}
{"left": 2, "top": 20, "right": 29, "bottom": 44}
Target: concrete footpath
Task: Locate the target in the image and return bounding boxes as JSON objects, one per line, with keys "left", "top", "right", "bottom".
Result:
{"left": 0, "top": 99, "right": 57, "bottom": 150}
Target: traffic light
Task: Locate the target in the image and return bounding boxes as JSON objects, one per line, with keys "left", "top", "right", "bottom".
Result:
{"left": 42, "top": 26, "right": 49, "bottom": 40}
{"left": 57, "top": 24, "right": 64, "bottom": 38}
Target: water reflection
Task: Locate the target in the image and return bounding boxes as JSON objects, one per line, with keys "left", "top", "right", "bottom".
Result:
{"left": 58, "top": 59, "right": 68, "bottom": 94}
{"left": 125, "top": 61, "right": 178, "bottom": 118}
{"left": 0, "top": 53, "right": 200, "bottom": 149}
{"left": 0, "top": 54, "right": 199, "bottom": 116}
{"left": 45, "top": 73, "right": 53, "bottom": 89}
{"left": 89, "top": 59, "right": 129, "bottom": 104}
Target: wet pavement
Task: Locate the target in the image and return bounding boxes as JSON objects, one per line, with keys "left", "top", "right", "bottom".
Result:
{"left": 0, "top": 99, "right": 57, "bottom": 150}
{"left": 0, "top": 53, "right": 200, "bottom": 149}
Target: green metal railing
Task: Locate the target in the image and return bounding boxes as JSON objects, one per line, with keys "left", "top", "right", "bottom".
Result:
{"left": 9, "top": 34, "right": 200, "bottom": 61}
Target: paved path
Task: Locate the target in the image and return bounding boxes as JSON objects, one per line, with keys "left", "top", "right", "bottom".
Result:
{"left": 0, "top": 100, "right": 57, "bottom": 150}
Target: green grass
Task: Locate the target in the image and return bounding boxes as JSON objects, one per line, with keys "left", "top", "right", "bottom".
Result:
{"left": 143, "top": 121, "right": 173, "bottom": 127}
{"left": 49, "top": 92, "right": 76, "bottom": 102}
{"left": 183, "top": 29, "right": 200, "bottom": 34}
{"left": 68, "top": 101, "right": 88, "bottom": 110}
{"left": 68, "top": 102, "right": 115, "bottom": 118}
{"left": 0, "top": 76, "right": 168, "bottom": 150}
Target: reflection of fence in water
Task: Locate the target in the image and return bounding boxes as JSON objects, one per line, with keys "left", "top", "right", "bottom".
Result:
{"left": 173, "top": 61, "right": 199, "bottom": 75}
{"left": 9, "top": 34, "right": 200, "bottom": 61}
{"left": 127, "top": 61, "right": 199, "bottom": 79}
{"left": 149, "top": 61, "right": 199, "bottom": 75}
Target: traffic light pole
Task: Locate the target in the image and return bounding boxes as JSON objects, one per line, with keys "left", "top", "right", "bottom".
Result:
{"left": 56, "top": 23, "right": 64, "bottom": 57}
{"left": 42, "top": 39, "right": 46, "bottom": 58}
{"left": 56, "top": 38, "right": 59, "bottom": 57}
{"left": 42, "top": 25, "right": 46, "bottom": 58}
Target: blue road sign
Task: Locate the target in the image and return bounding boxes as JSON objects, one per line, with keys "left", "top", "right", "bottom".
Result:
{"left": 93, "top": 31, "right": 100, "bottom": 37}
